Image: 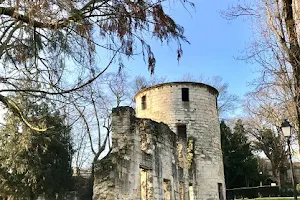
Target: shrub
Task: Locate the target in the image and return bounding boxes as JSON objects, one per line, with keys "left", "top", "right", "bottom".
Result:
{"left": 226, "top": 186, "right": 280, "bottom": 199}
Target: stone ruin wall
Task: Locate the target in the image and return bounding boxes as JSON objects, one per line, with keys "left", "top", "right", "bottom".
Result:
{"left": 94, "top": 82, "right": 226, "bottom": 200}
{"left": 93, "top": 107, "right": 196, "bottom": 200}
{"left": 135, "top": 82, "right": 225, "bottom": 200}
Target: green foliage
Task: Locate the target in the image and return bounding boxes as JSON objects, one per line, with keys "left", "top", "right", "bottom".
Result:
{"left": 253, "top": 129, "right": 287, "bottom": 168}
{"left": 221, "top": 119, "right": 259, "bottom": 188}
{"left": 0, "top": 97, "right": 73, "bottom": 199}
{"left": 252, "top": 128, "right": 287, "bottom": 188}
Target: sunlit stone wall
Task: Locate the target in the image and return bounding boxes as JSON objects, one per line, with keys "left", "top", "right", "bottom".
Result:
{"left": 135, "top": 82, "right": 226, "bottom": 200}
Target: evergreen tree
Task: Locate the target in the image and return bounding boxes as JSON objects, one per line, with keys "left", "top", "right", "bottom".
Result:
{"left": 0, "top": 97, "right": 73, "bottom": 200}
{"left": 221, "top": 120, "right": 259, "bottom": 188}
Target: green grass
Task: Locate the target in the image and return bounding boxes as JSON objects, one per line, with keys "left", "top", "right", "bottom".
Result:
{"left": 244, "top": 197, "right": 297, "bottom": 200}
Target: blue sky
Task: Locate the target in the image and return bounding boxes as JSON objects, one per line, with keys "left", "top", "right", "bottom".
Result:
{"left": 106, "top": 0, "right": 260, "bottom": 99}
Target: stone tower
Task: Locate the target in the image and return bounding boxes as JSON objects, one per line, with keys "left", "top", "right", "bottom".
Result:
{"left": 135, "top": 82, "right": 226, "bottom": 200}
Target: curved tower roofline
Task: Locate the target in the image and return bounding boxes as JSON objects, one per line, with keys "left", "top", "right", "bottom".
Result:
{"left": 134, "top": 81, "right": 219, "bottom": 99}
{"left": 134, "top": 81, "right": 225, "bottom": 200}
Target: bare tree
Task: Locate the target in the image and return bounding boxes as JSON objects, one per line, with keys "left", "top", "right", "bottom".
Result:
{"left": 100, "top": 71, "right": 132, "bottom": 107}
{"left": 178, "top": 73, "right": 239, "bottom": 118}
{"left": 244, "top": 84, "right": 296, "bottom": 129}
{"left": 131, "top": 74, "right": 167, "bottom": 93}
{"left": 71, "top": 85, "right": 111, "bottom": 198}
{"left": 70, "top": 71, "right": 137, "bottom": 198}
{"left": 247, "top": 125, "right": 287, "bottom": 188}
{"left": 241, "top": 85, "right": 295, "bottom": 188}
{"left": 222, "top": 0, "right": 300, "bottom": 148}
{"left": 0, "top": 0, "right": 191, "bottom": 130}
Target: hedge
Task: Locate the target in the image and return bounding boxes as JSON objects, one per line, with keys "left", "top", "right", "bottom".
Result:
{"left": 226, "top": 186, "right": 280, "bottom": 199}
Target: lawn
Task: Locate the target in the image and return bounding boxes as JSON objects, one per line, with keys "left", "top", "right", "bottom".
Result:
{"left": 250, "top": 198, "right": 297, "bottom": 200}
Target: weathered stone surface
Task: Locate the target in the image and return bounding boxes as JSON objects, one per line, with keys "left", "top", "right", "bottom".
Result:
{"left": 94, "top": 107, "right": 182, "bottom": 200}
{"left": 135, "top": 82, "right": 226, "bottom": 200}
{"left": 94, "top": 82, "right": 226, "bottom": 200}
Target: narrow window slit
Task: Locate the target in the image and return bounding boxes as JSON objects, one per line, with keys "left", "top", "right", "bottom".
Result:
{"left": 182, "top": 88, "right": 189, "bottom": 102}
{"left": 141, "top": 95, "right": 146, "bottom": 110}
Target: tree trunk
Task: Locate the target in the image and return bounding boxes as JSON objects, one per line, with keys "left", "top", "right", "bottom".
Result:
{"left": 245, "top": 176, "right": 250, "bottom": 187}
{"left": 282, "top": 0, "right": 300, "bottom": 151}
{"left": 90, "top": 161, "right": 95, "bottom": 200}
{"left": 29, "top": 188, "right": 35, "bottom": 200}
{"left": 296, "top": 104, "right": 300, "bottom": 149}
{"left": 274, "top": 168, "right": 281, "bottom": 189}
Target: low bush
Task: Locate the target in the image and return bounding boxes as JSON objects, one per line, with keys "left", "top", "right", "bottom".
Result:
{"left": 226, "top": 186, "right": 280, "bottom": 200}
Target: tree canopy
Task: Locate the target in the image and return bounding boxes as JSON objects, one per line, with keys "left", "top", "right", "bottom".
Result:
{"left": 221, "top": 120, "right": 259, "bottom": 188}
{"left": 244, "top": 123, "right": 288, "bottom": 188}
{"left": 223, "top": 0, "right": 300, "bottom": 149}
{"left": 0, "top": 0, "right": 191, "bottom": 130}
{"left": 0, "top": 96, "right": 73, "bottom": 199}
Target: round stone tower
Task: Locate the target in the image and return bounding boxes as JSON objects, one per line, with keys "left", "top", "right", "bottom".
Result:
{"left": 135, "top": 82, "right": 225, "bottom": 200}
